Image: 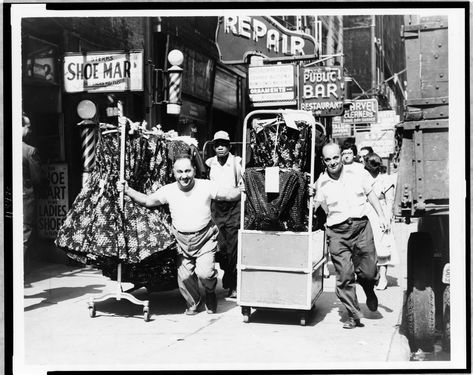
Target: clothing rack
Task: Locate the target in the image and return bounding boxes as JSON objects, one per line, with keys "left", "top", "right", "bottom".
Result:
{"left": 88, "top": 108, "right": 150, "bottom": 322}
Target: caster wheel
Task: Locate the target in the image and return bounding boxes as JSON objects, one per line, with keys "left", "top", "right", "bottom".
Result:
{"left": 241, "top": 306, "right": 251, "bottom": 323}
{"left": 299, "top": 311, "right": 309, "bottom": 326}
{"left": 88, "top": 305, "right": 96, "bottom": 318}
{"left": 143, "top": 307, "right": 150, "bottom": 322}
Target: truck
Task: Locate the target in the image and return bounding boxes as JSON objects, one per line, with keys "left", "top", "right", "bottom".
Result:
{"left": 395, "top": 15, "right": 451, "bottom": 358}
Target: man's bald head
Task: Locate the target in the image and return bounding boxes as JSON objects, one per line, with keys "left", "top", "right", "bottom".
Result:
{"left": 322, "top": 142, "right": 341, "bottom": 158}
{"left": 321, "top": 142, "right": 343, "bottom": 177}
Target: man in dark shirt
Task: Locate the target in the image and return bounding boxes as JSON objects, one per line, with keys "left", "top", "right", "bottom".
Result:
{"left": 23, "top": 114, "right": 47, "bottom": 269}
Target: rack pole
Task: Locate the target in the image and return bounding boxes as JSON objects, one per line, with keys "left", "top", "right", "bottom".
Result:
{"left": 87, "top": 101, "right": 150, "bottom": 321}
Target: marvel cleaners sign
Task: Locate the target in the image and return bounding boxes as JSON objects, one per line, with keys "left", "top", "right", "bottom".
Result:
{"left": 299, "top": 66, "right": 344, "bottom": 116}
{"left": 64, "top": 50, "right": 143, "bottom": 93}
{"left": 343, "top": 99, "right": 378, "bottom": 123}
{"left": 216, "top": 16, "right": 318, "bottom": 64}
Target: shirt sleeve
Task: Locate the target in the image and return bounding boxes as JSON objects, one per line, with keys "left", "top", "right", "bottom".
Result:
{"left": 361, "top": 169, "right": 375, "bottom": 195}
{"left": 28, "top": 148, "right": 44, "bottom": 187}
{"left": 152, "top": 184, "right": 169, "bottom": 204}
{"left": 205, "top": 157, "right": 213, "bottom": 168}
{"left": 314, "top": 177, "right": 325, "bottom": 203}
{"left": 207, "top": 180, "right": 218, "bottom": 200}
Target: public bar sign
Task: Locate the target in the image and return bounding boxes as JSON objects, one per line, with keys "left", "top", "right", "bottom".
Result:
{"left": 299, "top": 66, "right": 344, "bottom": 116}
{"left": 37, "top": 163, "right": 69, "bottom": 239}
{"left": 63, "top": 50, "right": 143, "bottom": 93}
{"left": 248, "top": 64, "right": 296, "bottom": 106}
{"left": 342, "top": 99, "right": 378, "bottom": 123}
{"left": 216, "top": 16, "right": 318, "bottom": 64}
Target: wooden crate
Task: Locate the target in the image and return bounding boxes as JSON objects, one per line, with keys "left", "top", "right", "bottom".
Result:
{"left": 237, "top": 230, "right": 325, "bottom": 310}
{"left": 402, "top": 15, "right": 448, "bottom": 120}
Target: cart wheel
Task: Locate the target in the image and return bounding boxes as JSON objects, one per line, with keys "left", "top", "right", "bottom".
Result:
{"left": 143, "top": 307, "right": 150, "bottom": 322}
{"left": 299, "top": 313, "right": 307, "bottom": 326}
{"left": 88, "top": 305, "right": 96, "bottom": 318}
{"left": 241, "top": 306, "right": 251, "bottom": 323}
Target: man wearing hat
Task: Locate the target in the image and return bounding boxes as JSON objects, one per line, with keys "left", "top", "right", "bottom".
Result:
{"left": 205, "top": 130, "right": 242, "bottom": 298}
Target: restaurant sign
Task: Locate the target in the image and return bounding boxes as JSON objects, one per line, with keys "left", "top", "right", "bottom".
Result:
{"left": 216, "top": 16, "right": 318, "bottom": 64}
{"left": 342, "top": 99, "right": 378, "bottom": 124}
{"left": 299, "top": 66, "right": 344, "bottom": 116}
{"left": 63, "top": 50, "right": 143, "bottom": 93}
{"left": 248, "top": 64, "right": 296, "bottom": 106}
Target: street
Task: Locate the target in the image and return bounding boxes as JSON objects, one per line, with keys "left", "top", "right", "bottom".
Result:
{"left": 19, "top": 222, "right": 416, "bottom": 373}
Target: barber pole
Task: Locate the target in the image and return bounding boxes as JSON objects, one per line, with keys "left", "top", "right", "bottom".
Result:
{"left": 76, "top": 99, "right": 99, "bottom": 186}
{"left": 167, "top": 65, "right": 183, "bottom": 114}
{"left": 80, "top": 124, "right": 98, "bottom": 185}
{"left": 81, "top": 125, "right": 98, "bottom": 172}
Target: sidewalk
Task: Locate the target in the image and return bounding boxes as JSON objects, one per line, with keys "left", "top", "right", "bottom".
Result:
{"left": 20, "top": 223, "right": 413, "bottom": 372}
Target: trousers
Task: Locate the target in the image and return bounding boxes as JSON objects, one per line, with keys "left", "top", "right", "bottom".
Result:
{"left": 326, "top": 217, "right": 378, "bottom": 320}
{"left": 173, "top": 223, "right": 219, "bottom": 309}
{"left": 212, "top": 200, "right": 240, "bottom": 290}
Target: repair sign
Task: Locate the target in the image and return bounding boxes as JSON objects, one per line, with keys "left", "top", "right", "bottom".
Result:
{"left": 299, "top": 66, "right": 344, "bottom": 116}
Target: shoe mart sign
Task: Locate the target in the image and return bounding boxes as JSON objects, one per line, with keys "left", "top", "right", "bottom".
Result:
{"left": 37, "top": 163, "right": 69, "bottom": 239}
{"left": 216, "top": 16, "right": 318, "bottom": 64}
{"left": 63, "top": 50, "right": 143, "bottom": 93}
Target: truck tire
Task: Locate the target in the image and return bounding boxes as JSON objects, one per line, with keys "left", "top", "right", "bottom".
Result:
{"left": 442, "top": 285, "right": 450, "bottom": 352}
{"left": 407, "top": 232, "right": 434, "bottom": 292}
{"left": 406, "top": 286, "right": 436, "bottom": 352}
{"left": 406, "top": 232, "right": 436, "bottom": 352}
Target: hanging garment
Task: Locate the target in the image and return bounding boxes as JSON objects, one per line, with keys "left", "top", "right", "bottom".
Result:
{"left": 249, "top": 119, "right": 312, "bottom": 172}
{"left": 243, "top": 167, "right": 308, "bottom": 231}
{"left": 56, "top": 131, "right": 182, "bottom": 264}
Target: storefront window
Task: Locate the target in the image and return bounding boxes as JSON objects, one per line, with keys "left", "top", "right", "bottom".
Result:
{"left": 24, "top": 35, "right": 59, "bottom": 84}
{"left": 213, "top": 67, "right": 238, "bottom": 116}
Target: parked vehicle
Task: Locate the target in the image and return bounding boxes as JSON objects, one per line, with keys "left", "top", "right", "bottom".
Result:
{"left": 395, "top": 15, "right": 450, "bottom": 355}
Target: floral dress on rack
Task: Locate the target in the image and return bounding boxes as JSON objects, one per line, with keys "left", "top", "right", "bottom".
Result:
{"left": 55, "top": 130, "right": 202, "bottom": 291}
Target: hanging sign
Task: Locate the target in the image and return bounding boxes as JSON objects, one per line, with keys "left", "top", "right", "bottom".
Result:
{"left": 332, "top": 123, "right": 352, "bottom": 138}
{"left": 63, "top": 50, "right": 143, "bottom": 93}
{"left": 299, "top": 66, "right": 344, "bottom": 116}
{"left": 37, "top": 163, "right": 69, "bottom": 239}
{"left": 216, "top": 16, "right": 318, "bottom": 64}
{"left": 342, "top": 99, "right": 378, "bottom": 123}
{"left": 248, "top": 64, "right": 296, "bottom": 106}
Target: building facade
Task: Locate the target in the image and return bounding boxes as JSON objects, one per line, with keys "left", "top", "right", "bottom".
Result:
{"left": 341, "top": 15, "right": 405, "bottom": 166}
{"left": 20, "top": 14, "right": 344, "bottom": 262}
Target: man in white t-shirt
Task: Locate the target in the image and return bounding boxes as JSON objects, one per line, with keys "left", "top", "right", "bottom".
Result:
{"left": 205, "top": 131, "right": 242, "bottom": 298}
{"left": 118, "top": 154, "right": 240, "bottom": 315}
{"left": 310, "top": 143, "right": 388, "bottom": 329}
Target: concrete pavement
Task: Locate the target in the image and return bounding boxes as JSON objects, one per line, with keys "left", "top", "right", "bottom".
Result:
{"left": 18, "top": 222, "right": 415, "bottom": 372}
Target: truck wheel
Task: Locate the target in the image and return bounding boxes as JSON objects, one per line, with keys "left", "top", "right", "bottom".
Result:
{"left": 442, "top": 285, "right": 450, "bottom": 352}
{"left": 407, "top": 232, "right": 434, "bottom": 292}
{"left": 406, "top": 286, "right": 436, "bottom": 352}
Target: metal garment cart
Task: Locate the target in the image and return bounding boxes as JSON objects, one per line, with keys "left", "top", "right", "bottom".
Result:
{"left": 237, "top": 109, "right": 326, "bottom": 326}
{"left": 87, "top": 109, "right": 150, "bottom": 322}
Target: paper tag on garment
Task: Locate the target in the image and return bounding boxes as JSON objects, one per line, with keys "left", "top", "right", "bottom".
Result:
{"left": 265, "top": 167, "right": 280, "bottom": 193}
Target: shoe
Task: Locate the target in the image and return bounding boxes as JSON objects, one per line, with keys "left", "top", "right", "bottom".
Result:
{"left": 365, "top": 288, "right": 379, "bottom": 311}
{"left": 343, "top": 317, "right": 365, "bottom": 329}
{"left": 205, "top": 292, "right": 217, "bottom": 314}
{"left": 184, "top": 299, "right": 201, "bottom": 315}
{"left": 376, "top": 278, "right": 388, "bottom": 290}
{"left": 185, "top": 308, "right": 198, "bottom": 316}
{"left": 227, "top": 289, "right": 237, "bottom": 299}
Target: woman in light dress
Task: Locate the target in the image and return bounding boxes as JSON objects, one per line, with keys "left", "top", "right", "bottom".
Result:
{"left": 364, "top": 153, "right": 398, "bottom": 290}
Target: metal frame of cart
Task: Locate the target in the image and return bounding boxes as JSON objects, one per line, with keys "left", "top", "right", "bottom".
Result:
{"left": 237, "top": 109, "right": 326, "bottom": 326}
